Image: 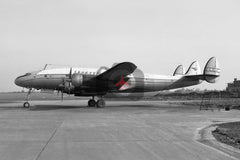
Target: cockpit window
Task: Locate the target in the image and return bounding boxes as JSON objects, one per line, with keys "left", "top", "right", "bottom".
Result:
{"left": 17, "top": 73, "right": 31, "bottom": 79}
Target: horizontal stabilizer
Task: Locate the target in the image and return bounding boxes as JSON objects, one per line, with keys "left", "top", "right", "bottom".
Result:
{"left": 173, "top": 65, "right": 185, "bottom": 76}
{"left": 183, "top": 57, "right": 220, "bottom": 83}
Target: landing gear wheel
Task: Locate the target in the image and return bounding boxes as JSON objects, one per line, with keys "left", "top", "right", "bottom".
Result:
{"left": 88, "top": 99, "right": 96, "bottom": 107}
{"left": 23, "top": 102, "right": 30, "bottom": 108}
{"left": 97, "top": 99, "right": 105, "bottom": 108}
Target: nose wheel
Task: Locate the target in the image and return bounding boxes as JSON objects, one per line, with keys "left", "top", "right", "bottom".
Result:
{"left": 23, "top": 102, "right": 30, "bottom": 108}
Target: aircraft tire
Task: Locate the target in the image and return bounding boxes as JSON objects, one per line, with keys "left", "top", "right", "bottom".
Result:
{"left": 88, "top": 99, "right": 96, "bottom": 107}
{"left": 97, "top": 99, "right": 105, "bottom": 108}
{"left": 23, "top": 102, "right": 30, "bottom": 108}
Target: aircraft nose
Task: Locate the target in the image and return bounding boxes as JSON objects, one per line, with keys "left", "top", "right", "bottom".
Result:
{"left": 15, "top": 77, "right": 23, "bottom": 87}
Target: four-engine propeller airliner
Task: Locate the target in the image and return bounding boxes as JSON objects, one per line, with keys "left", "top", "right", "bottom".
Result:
{"left": 15, "top": 57, "right": 220, "bottom": 108}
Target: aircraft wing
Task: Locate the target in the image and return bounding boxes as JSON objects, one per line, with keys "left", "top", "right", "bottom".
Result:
{"left": 79, "top": 62, "right": 137, "bottom": 92}
{"left": 96, "top": 62, "right": 137, "bottom": 81}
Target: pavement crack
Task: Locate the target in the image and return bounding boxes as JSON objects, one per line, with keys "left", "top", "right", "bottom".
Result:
{"left": 35, "top": 122, "right": 62, "bottom": 160}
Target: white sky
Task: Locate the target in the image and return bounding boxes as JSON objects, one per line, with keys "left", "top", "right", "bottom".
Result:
{"left": 0, "top": 0, "right": 240, "bottom": 92}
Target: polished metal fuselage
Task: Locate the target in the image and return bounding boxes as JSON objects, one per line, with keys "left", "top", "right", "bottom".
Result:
{"left": 15, "top": 68, "right": 201, "bottom": 95}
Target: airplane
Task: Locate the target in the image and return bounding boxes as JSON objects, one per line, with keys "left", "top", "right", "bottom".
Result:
{"left": 15, "top": 57, "right": 220, "bottom": 108}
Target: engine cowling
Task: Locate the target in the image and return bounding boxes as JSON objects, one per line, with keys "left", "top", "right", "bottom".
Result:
{"left": 72, "top": 74, "right": 83, "bottom": 87}
{"left": 97, "top": 66, "right": 108, "bottom": 75}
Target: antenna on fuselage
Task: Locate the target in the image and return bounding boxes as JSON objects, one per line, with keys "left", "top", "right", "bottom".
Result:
{"left": 43, "top": 64, "right": 48, "bottom": 70}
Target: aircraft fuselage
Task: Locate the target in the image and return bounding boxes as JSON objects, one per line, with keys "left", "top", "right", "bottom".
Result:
{"left": 15, "top": 67, "right": 201, "bottom": 95}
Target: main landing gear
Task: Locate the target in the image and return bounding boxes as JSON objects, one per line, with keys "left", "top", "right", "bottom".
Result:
{"left": 88, "top": 96, "right": 106, "bottom": 108}
{"left": 23, "top": 88, "right": 33, "bottom": 108}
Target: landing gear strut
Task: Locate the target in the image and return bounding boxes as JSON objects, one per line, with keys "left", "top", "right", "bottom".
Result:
{"left": 23, "top": 88, "right": 33, "bottom": 108}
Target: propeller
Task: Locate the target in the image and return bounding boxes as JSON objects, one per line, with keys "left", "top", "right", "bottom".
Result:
{"left": 61, "top": 78, "right": 65, "bottom": 101}
{"left": 68, "top": 68, "right": 72, "bottom": 95}
{"left": 69, "top": 67, "right": 72, "bottom": 79}
{"left": 59, "top": 67, "right": 73, "bottom": 101}
{"left": 61, "top": 89, "right": 64, "bottom": 101}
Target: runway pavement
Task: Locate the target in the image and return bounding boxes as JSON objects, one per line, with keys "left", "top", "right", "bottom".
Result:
{"left": 0, "top": 100, "right": 239, "bottom": 160}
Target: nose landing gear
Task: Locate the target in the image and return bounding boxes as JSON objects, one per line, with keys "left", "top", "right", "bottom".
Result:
{"left": 23, "top": 88, "right": 33, "bottom": 108}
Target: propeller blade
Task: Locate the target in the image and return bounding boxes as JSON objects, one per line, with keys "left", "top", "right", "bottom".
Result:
{"left": 69, "top": 68, "right": 72, "bottom": 79}
{"left": 68, "top": 83, "right": 71, "bottom": 95}
{"left": 68, "top": 68, "right": 73, "bottom": 95}
{"left": 61, "top": 91, "right": 63, "bottom": 101}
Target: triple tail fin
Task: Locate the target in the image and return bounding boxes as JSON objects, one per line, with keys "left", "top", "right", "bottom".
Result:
{"left": 183, "top": 57, "right": 220, "bottom": 83}
{"left": 185, "top": 61, "right": 201, "bottom": 75}
{"left": 203, "top": 57, "right": 220, "bottom": 83}
{"left": 168, "top": 57, "right": 220, "bottom": 90}
{"left": 173, "top": 65, "right": 185, "bottom": 76}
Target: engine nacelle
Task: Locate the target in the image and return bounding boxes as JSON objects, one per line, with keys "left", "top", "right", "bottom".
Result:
{"left": 97, "top": 66, "right": 108, "bottom": 75}
{"left": 72, "top": 74, "right": 83, "bottom": 87}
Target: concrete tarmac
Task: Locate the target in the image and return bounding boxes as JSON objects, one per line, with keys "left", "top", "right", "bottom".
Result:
{"left": 0, "top": 100, "right": 239, "bottom": 160}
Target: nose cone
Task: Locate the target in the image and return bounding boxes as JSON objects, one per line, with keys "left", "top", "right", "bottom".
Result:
{"left": 15, "top": 77, "right": 23, "bottom": 87}
{"left": 15, "top": 71, "right": 38, "bottom": 88}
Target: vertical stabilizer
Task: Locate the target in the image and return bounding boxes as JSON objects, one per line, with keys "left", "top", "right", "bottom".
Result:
{"left": 185, "top": 61, "right": 201, "bottom": 75}
{"left": 204, "top": 57, "right": 220, "bottom": 83}
{"left": 173, "top": 65, "right": 185, "bottom": 76}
